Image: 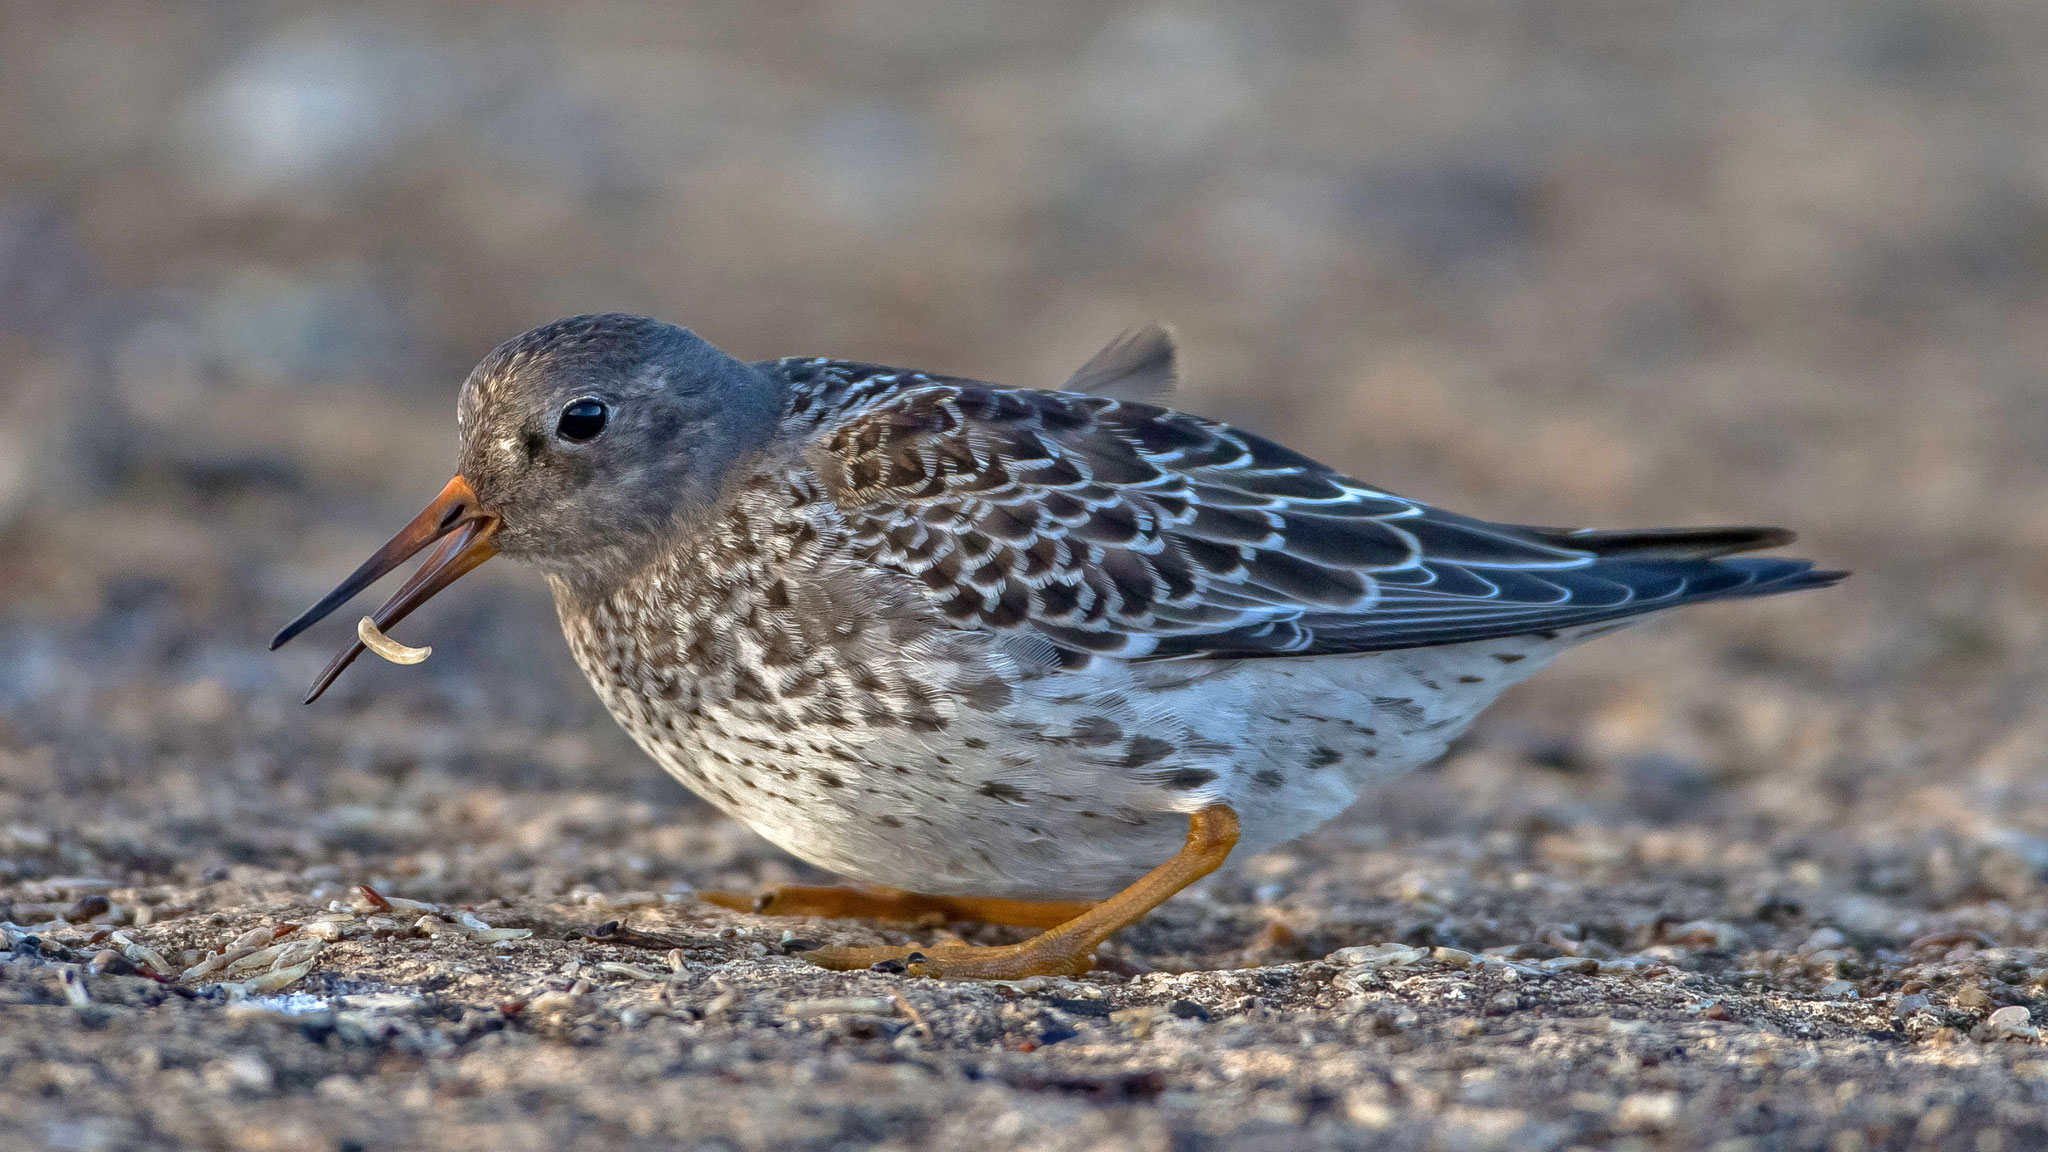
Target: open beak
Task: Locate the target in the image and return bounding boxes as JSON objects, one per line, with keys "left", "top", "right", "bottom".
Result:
{"left": 271, "top": 475, "right": 500, "bottom": 704}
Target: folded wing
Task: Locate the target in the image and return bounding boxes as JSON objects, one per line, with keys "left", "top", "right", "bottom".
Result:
{"left": 801, "top": 376, "right": 1840, "bottom": 663}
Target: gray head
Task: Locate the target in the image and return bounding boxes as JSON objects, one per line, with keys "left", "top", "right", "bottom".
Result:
{"left": 456, "top": 313, "right": 786, "bottom": 579}
{"left": 271, "top": 313, "right": 786, "bottom": 701}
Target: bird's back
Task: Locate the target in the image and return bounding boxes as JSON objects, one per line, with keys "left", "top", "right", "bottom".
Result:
{"left": 765, "top": 357, "right": 1841, "bottom": 670}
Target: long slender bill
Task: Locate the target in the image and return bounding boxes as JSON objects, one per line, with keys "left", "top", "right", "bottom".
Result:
{"left": 270, "top": 476, "right": 500, "bottom": 703}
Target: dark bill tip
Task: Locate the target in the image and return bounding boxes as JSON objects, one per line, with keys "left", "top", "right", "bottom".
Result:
{"left": 271, "top": 475, "right": 499, "bottom": 702}
{"left": 298, "top": 519, "right": 496, "bottom": 704}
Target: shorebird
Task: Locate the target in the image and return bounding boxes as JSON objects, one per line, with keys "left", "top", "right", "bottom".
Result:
{"left": 273, "top": 314, "right": 1840, "bottom": 979}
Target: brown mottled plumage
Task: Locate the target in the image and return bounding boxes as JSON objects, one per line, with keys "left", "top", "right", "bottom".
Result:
{"left": 274, "top": 313, "right": 1841, "bottom": 974}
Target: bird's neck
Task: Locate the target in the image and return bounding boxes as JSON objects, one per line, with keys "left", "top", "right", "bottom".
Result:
{"left": 541, "top": 447, "right": 811, "bottom": 612}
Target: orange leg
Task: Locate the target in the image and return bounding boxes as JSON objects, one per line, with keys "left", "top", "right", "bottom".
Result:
{"left": 700, "top": 885, "right": 1093, "bottom": 929}
{"left": 800, "top": 804, "right": 1240, "bottom": 980}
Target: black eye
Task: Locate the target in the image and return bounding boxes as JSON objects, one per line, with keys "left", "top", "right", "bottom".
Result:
{"left": 556, "top": 398, "right": 609, "bottom": 442}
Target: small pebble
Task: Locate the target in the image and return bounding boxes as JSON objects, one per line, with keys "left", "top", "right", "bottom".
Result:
{"left": 1798, "top": 927, "right": 1846, "bottom": 954}
{"left": 1663, "top": 920, "right": 1744, "bottom": 950}
{"left": 471, "top": 928, "right": 533, "bottom": 943}
{"left": 1987, "top": 1005, "right": 2037, "bottom": 1040}
{"left": 1327, "top": 943, "right": 1428, "bottom": 968}
{"left": 121, "top": 942, "right": 174, "bottom": 978}
{"left": 527, "top": 989, "right": 589, "bottom": 1016}
{"left": 87, "top": 949, "right": 138, "bottom": 977}
{"left": 228, "top": 926, "right": 274, "bottom": 952}
{"left": 784, "top": 997, "right": 895, "bottom": 1018}
{"left": 240, "top": 957, "right": 318, "bottom": 993}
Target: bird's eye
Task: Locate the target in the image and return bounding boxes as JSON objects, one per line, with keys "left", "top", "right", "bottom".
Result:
{"left": 556, "top": 398, "right": 609, "bottom": 442}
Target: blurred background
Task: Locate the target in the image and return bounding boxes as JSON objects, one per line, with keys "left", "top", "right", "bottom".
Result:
{"left": 2, "top": 1, "right": 2047, "bottom": 921}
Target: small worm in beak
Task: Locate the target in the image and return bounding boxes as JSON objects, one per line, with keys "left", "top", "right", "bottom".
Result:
{"left": 358, "top": 617, "right": 432, "bottom": 665}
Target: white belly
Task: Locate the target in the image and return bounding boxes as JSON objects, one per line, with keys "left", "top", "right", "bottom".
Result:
{"left": 600, "top": 629, "right": 1578, "bottom": 901}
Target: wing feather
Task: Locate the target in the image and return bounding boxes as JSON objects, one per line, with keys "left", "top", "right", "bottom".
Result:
{"left": 785, "top": 364, "right": 1840, "bottom": 662}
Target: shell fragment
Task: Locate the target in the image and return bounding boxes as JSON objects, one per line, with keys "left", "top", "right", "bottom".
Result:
{"left": 358, "top": 617, "right": 431, "bottom": 665}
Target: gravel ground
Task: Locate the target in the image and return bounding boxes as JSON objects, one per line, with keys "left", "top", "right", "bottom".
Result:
{"left": 7, "top": 2, "right": 2048, "bottom": 1150}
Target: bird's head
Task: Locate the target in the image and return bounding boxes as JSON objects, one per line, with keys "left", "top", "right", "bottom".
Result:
{"left": 271, "top": 313, "right": 786, "bottom": 701}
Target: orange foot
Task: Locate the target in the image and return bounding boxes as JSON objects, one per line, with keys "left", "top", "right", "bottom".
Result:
{"left": 801, "top": 805, "right": 1240, "bottom": 981}
{"left": 698, "top": 885, "right": 1094, "bottom": 929}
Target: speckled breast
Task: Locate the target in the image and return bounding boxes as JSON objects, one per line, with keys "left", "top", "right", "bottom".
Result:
{"left": 547, "top": 480, "right": 1576, "bottom": 899}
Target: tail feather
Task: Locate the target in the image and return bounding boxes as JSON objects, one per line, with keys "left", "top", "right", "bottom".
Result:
{"left": 1531, "top": 524, "right": 1797, "bottom": 561}
{"left": 1677, "top": 554, "right": 1848, "bottom": 600}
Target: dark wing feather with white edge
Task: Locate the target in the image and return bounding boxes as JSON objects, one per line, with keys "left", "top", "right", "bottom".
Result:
{"left": 796, "top": 371, "right": 1840, "bottom": 663}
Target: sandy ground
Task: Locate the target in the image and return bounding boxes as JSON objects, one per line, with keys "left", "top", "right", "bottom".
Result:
{"left": 11, "top": 684, "right": 2048, "bottom": 1152}
{"left": 7, "top": 2, "right": 2048, "bottom": 1149}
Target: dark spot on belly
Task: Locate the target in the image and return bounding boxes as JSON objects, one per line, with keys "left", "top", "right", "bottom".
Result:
{"left": 1252, "top": 769, "right": 1284, "bottom": 789}
{"left": 1457, "top": 675, "right": 1484, "bottom": 684}
{"left": 815, "top": 772, "right": 845, "bottom": 788}
{"left": 1372, "top": 696, "right": 1426, "bottom": 725}
{"left": 1307, "top": 746, "right": 1342, "bottom": 769}
{"left": 1360, "top": 748, "right": 1377, "bottom": 758}
{"left": 1492, "top": 652, "right": 1526, "bottom": 664}
{"left": 1070, "top": 717, "right": 1124, "bottom": 746}
{"left": 1122, "top": 736, "right": 1177, "bottom": 767}
{"left": 1162, "top": 768, "right": 1219, "bottom": 790}
{"left": 979, "top": 780, "right": 1027, "bottom": 803}
{"left": 963, "top": 737, "right": 988, "bottom": 749}
{"left": 1080, "top": 810, "right": 1100, "bottom": 818}
{"left": 1419, "top": 678, "right": 1440, "bottom": 690}
{"left": 731, "top": 667, "right": 775, "bottom": 702}
{"left": 954, "top": 675, "right": 1014, "bottom": 711}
